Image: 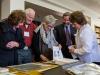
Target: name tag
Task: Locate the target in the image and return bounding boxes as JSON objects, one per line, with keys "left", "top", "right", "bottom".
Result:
{"left": 24, "top": 31, "right": 29, "bottom": 37}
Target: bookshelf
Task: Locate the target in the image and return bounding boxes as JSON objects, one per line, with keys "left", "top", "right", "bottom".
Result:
{"left": 95, "top": 26, "right": 100, "bottom": 44}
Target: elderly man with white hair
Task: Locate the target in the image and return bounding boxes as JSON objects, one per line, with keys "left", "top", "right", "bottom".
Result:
{"left": 18, "top": 8, "right": 37, "bottom": 64}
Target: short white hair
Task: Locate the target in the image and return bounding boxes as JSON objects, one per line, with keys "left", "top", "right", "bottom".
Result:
{"left": 25, "top": 8, "right": 35, "bottom": 16}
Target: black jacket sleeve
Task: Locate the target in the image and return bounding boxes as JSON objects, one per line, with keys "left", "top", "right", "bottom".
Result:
{"left": 31, "top": 31, "right": 41, "bottom": 62}
{"left": 17, "top": 28, "right": 25, "bottom": 49}
{"left": 0, "top": 21, "right": 25, "bottom": 50}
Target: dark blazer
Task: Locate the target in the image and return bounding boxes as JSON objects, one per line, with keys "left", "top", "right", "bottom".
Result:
{"left": 31, "top": 31, "right": 41, "bottom": 62}
{"left": 0, "top": 20, "right": 25, "bottom": 67}
{"left": 55, "top": 23, "right": 76, "bottom": 58}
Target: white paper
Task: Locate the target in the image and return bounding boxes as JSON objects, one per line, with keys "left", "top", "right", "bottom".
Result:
{"left": 24, "top": 31, "right": 29, "bottom": 37}
{"left": 53, "top": 46, "right": 63, "bottom": 61}
{"left": 0, "top": 72, "right": 15, "bottom": 75}
{"left": 67, "top": 63, "right": 100, "bottom": 75}
{"left": 54, "top": 58, "right": 78, "bottom": 65}
{"left": 0, "top": 68, "right": 9, "bottom": 73}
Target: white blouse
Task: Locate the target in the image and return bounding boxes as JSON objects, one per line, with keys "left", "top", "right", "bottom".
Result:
{"left": 75, "top": 24, "right": 100, "bottom": 63}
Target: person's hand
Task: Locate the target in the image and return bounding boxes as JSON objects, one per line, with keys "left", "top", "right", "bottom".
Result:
{"left": 40, "top": 54, "right": 49, "bottom": 62}
{"left": 6, "top": 41, "right": 19, "bottom": 49}
{"left": 68, "top": 45, "right": 75, "bottom": 53}
{"left": 58, "top": 44, "right": 62, "bottom": 49}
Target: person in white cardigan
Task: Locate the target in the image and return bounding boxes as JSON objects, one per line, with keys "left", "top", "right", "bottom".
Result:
{"left": 69, "top": 11, "right": 100, "bottom": 63}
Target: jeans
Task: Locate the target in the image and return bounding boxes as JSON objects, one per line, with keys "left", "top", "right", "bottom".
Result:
{"left": 18, "top": 48, "right": 32, "bottom": 64}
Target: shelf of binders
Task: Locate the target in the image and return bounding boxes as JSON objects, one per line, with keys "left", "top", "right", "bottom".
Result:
{"left": 95, "top": 26, "right": 100, "bottom": 45}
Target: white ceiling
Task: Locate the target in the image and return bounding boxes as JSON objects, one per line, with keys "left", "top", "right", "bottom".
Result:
{"left": 74, "top": 0, "right": 100, "bottom": 14}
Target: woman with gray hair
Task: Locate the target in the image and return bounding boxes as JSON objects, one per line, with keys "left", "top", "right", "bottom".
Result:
{"left": 33, "top": 15, "right": 61, "bottom": 62}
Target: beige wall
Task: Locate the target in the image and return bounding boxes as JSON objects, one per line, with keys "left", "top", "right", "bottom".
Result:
{"left": 0, "top": 0, "right": 99, "bottom": 29}
{"left": 1, "top": 0, "right": 10, "bottom": 19}
{"left": 0, "top": 0, "right": 1, "bottom": 20}
{"left": 25, "top": 2, "right": 62, "bottom": 25}
{"left": 1, "top": 0, "right": 24, "bottom": 19}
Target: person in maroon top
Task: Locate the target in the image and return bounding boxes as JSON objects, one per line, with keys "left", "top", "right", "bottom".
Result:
{"left": 18, "top": 8, "right": 36, "bottom": 64}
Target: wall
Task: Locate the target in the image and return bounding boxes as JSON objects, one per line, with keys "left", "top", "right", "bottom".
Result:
{"left": 0, "top": 0, "right": 100, "bottom": 29}
{"left": 1, "top": 0, "right": 10, "bottom": 19}
{"left": 25, "top": 2, "right": 62, "bottom": 25}
{"left": 0, "top": 1, "right": 1, "bottom": 20}
{"left": 25, "top": 0, "right": 70, "bottom": 14}
{"left": 25, "top": 0, "right": 100, "bottom": 30}
{"left": 25, "top": 0, "right": 100, "bottom": 18}
{"left": 1, "top": 0, "right": 25, "bottom": 19}
{"left": 10, "top": 0, "right": 25, "bottom": 12}
{"left": 0, "top": 0, "right": 1, "bottom": 20}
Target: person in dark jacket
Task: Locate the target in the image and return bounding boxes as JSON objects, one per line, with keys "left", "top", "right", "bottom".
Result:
{"left": 55, "top": 12, "right": 76, "bottom": 59}
{"left": 0, "top": 10, "right": 25, "bottom": 67}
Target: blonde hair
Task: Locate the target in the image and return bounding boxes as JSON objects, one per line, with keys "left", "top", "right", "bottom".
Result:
{"left": 43, "top": 15, "right": 57, "bottom": 25}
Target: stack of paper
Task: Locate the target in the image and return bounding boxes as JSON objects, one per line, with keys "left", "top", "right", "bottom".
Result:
{"left": 54, "top": 58, "right": 78, "bottom": 65}
{"left": 0, "top": 68, "right": 9, "bottom": 73}
{"left": 67, "top": 63, "right": 100, "bottom": 75}
{"left": 0, "top": 68, "right": 15, "bottom": 75}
